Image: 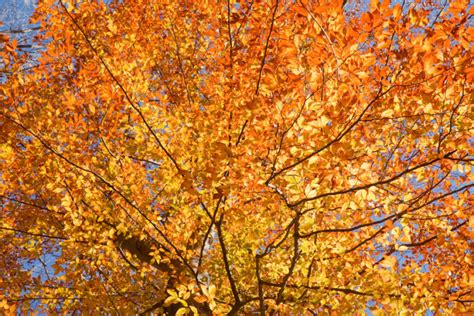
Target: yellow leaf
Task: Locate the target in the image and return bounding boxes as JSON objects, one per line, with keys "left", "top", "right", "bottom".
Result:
{"left": 190, "top": 306, "right": 198, "bottom": 316}
{"left": 163, "top": 296, "right": 178, "bottom": 307}
{"left": 381, "top": 109, "right": 393, "bottom": 118}
{"left": 208, "top": 285, "right": 216, "bottom": 298}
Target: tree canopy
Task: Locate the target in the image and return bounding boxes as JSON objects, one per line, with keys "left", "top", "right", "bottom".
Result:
{"left": 0, "top": 0, "right": 473, "bottom": 314}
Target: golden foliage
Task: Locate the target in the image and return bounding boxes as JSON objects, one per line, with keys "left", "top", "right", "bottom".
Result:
{"left": 0, "top": 0, "right": 472, "bottom": 314}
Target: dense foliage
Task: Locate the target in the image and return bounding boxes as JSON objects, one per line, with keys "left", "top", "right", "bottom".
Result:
{"left": 1, "top": 0, "right": 473, "bottom": 314}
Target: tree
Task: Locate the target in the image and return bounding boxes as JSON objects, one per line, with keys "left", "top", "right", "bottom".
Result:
{"left": 0, "top": 0, "right": 472, "bottom": 314}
